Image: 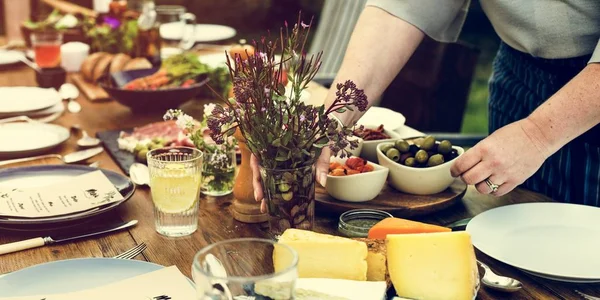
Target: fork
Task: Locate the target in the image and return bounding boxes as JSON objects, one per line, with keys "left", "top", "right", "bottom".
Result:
{"left": 113, "top": 243, "right": 147, "bottom": 260}
{"left": 576, "top": 290, "right": 600, "bottom": 300}
{"left": 0, "top": 243, "right": 147, "bottom": 279}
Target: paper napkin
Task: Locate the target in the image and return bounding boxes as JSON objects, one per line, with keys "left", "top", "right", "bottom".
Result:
{"left": 0, "top": 170, "right": 124, "bottom": 218}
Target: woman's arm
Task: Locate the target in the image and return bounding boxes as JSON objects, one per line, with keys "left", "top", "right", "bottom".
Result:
{"left": 327, "top": 6, "right": 425, "bottom": 125}
{"left": 451, "top": 63, "right": 600, "bottom": 195}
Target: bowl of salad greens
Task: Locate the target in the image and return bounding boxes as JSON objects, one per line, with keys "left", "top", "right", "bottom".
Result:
{"left": 99, "top": 53, "right": 230, "bottom": 111}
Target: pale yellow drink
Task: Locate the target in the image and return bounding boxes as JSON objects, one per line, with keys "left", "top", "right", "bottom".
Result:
{"left": 147, "top": 147, "right": 203, "bottom": 237}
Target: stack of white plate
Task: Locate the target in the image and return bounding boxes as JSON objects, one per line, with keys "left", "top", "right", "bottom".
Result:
{"left": 0, "top": 87, "right": 68, "bottom": 159}
{"left": 467, "top": 202, "right": 600, "bottom": 283}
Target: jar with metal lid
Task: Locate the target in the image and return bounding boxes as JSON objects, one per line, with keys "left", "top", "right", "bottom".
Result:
{"left": 338, "top": 209, "right": 393, "bottom": 238}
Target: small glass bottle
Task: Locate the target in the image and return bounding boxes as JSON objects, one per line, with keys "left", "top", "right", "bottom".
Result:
{"left": 135, "top": 0, "right": 161, "bottom": 66}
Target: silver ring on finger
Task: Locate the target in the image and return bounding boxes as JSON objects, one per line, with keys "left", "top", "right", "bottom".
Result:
{"left": 484, "top": 179, "right": 500, "bottom": 193}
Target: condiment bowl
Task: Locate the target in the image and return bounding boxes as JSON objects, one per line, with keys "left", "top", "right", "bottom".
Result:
{"left": 359, "top": 128, "right": 402, "bottom": 162}
{"left": 376, "top": 142, "right": 464, "bottom": 195}
{"left": 326, "top": 156, "right": 389, "bottom": 202}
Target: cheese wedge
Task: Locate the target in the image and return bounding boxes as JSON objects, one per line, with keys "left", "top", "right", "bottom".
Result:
{"left": 368, "top": 217, "right": 450, "bottom": 239}
{"left": 275, "top": 229, "right": 368, "bottom": 281}
{"left": 354, "top": 238, "right": 388, "bottom": 282}
{"left": 386, "top": 232, "right": 479, "bottom": 300}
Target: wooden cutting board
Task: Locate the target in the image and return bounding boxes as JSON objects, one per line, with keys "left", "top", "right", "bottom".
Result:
{"left": 72, "top": 73, "right": 111, "bottom": 101}
{"left": 316, "top": 179, "right": 467, "bottom": 217}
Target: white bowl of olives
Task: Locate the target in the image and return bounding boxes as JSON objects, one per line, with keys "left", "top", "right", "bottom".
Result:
{"left": 376, "top": 136, "right": 464, "bottom": 195}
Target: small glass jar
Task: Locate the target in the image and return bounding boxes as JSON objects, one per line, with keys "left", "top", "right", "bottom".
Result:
{"left": 201, "top": 145, "right": 236, "bottom": 197}
{"left": 338, "top": 209, "right": 393, "bottom": 238}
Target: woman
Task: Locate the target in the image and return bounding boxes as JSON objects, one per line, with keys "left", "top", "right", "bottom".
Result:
{"left": 253, "top": 0, "right": 600, "bottom": 207}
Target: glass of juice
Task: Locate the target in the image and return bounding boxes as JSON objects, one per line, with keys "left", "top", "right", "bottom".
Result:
{"left": 147, "top": 147, "right": 203, "bottom": 237}
{"left": 30, "top": 31, "right": 63, "bottom": 68}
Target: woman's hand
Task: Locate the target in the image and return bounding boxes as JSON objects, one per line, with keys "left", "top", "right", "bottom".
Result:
{"left": 450, "top": 119, "right": 551, "bottom": 196}
{"left": 250, "top": 147, "right": 331, "bottom": 213}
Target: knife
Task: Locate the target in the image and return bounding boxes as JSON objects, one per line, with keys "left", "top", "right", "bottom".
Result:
{"left": 0, "top": 146, "right": 103, "bottom": 167}
{"left": 0, "top": 220, "right": 137, "bottom": 255}
{"left": 445, "top": 217, "right": 472, "bottom": 231}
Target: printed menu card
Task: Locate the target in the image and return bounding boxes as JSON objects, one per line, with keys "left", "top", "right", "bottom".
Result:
{"left": 0, "top": 171, "right": 124, "bottom": 218}
{"left": 4, "top": 266, "right": 195, "bottom": 300}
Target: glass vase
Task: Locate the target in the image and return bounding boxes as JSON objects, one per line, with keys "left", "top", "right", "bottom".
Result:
{"left": 201, "top": 146, "right": 236, "bottom": 197}
{"left": 259, "top": 164, "right": 316, "bottom": 236}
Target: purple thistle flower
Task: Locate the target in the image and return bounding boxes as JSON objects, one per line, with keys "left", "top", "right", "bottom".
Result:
{"left": 102, "top": 16, "right": 121, "bottom": 29}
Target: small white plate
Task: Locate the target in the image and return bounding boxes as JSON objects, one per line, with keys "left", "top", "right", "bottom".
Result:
{"left": 467, "top": 203, "right": 600, "bottom": 282}
{"left": 0, "top": 122, "right": 69, "bottom": 159}
{"left": 0, "top": 50, "right": 24, "bottom": 65}
{"left": 357, "top": 107, "right": 405, "bottom": 131}
{"left": 0, "top": 87, "right": 62, "bottom": 114}
{"left": 160, "top": 23, "right": 236, "bottom": 42}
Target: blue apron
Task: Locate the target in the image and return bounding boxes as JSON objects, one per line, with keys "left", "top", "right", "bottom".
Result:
{"left": 488, "top": 42, "right": 600, "bottom": 206}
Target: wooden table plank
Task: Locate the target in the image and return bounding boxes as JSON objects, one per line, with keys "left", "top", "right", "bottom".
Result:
{"left": 0, "top": 62, "right": 599, "bottom": 299}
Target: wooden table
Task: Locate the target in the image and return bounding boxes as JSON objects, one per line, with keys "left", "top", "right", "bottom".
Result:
{"left": 0, "top": 64, "right": 599, "bottom": 300}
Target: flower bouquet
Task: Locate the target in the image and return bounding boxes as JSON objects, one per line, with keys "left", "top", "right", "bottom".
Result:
{"left": 164, "top": 104, "right": 237, "bottom": 197}
{"left": 185, "top": 14, "right": 367, "bottom": 234}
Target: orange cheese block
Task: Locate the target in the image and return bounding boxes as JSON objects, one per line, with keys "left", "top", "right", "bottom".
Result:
{"left": 368, "top": 217, "right": 450, "bottom": 239}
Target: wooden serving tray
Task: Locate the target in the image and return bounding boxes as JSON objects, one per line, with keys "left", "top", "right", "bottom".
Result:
{"left": 72, "top": 74, "right": 110, "bottom": 102}
{"left": 315, "top": 179, "right": 467, "bottom": 217}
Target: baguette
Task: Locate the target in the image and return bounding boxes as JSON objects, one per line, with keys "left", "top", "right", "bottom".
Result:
{"left": 123, "top": 57, "right": 153, "bottom": 71}
{"left": 109, "top": 53, "right": 132, "bottom": 74}
{"left": 81, "top": 52, "right": 108, "bottom": 81}
{"left": 92, "top": 53, "right": 115, "bottom": 83}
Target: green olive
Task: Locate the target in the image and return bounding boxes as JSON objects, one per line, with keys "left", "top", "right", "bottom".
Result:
{"left": 133, "top": 144, "right": 146, "bottom": 154}
{"left": 386, "top": 148, "right": 401, "bottom": 162}
{"left": 415, "top": 150, "right": 429, "bottom": 164}
{"left": 394, "top": 140, "right": 410, "bottom": 153}
{"left": 438, "top": 140, "right": 453, "bottom": 154}
{"left": 278, "top": 182, "right": 291, "bottom": 193}
{"left": 427, "top": 154, "right": 445, "bottom": 167}
{"left": 137, "top": 149, "right": 149, "bottom": 163}
{"left": 420, "top": 136, "right": 436, "bottom": 151}
{"left": 380, "top": 143, "right": 394, "bottom": 154}
{"left": 282, "top": 191, "right": 294, "bottom": 201}
{"left": 404, "top": 157, "right": 416, "bottom": 167}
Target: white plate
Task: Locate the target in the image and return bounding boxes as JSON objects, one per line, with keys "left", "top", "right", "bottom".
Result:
{"left": 0, "top": 50, "right": 24, "bottom": 65}
{"left": 466, "top": 203, "right": 600, "bottom": 282}
{"left": 357, "top": 107, "right": 405, "bottom": 131}
{"left": 160, "top": 23, "right": 236, "bottom": 42}
{"left": 0, "top": 123, "right": 69, "bottom": 159}
{"left": 0, "top": 87, "right": 62, "bottom": 114}
{"left": 198, "top": 52, "right": 283, "bottom": 69}
{"left": 0, "top": 258, "right": 164, "bottom": 296}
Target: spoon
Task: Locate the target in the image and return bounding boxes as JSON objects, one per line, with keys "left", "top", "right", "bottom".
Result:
{"left": 58, "top": 83, "right": 82, "bottom": 113}
{"left": 129, "top": 163, "right": 150, "bottom": 186}
{"left": 478, "top": 261, "right": 523, "bottom": 292}
{"left": 71, "top": 124, "right": 101, "bottom": 147}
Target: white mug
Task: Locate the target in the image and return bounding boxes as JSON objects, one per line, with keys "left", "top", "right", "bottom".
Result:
{"left": 60, "top": 42, "right": 90, "bottom": 72}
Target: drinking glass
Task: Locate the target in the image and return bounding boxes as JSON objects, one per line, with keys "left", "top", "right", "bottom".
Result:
{"left": 30, "top": 31, "right": 63, "bottom": 68}
{"left": 156, "top": 5, "right": 196, "bottom": 59}
{"left": 201, "top": 145, "right": 236, "bottom": 197}
{"left": 192, "top": 238, "right": 298, "bottom": 300}
{"left": 147, "top": 147, "right": 202, "bottom": 237}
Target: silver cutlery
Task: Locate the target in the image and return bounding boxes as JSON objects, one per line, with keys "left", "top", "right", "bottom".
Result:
{"left": 113, "top": 242, "right": 147, "bottom": 260}
{"left": 88, "top": 161, "right": 100, "bottom": 168}
{"left": 71, "top": 124, "right": 101, "bottom": 147}
{"left": 59, "top": 83, "right": 81, "bottom": 113}
{"left": 129, "top": 162, "right": 150, "bottom": 186}
{"left": 0, "top": 242, "right": 146, "bottom": 279}
{"left": 16, "top": 54, "right": 41, "bottom": 72}
{"left": 0, "top": 146, "right": 103, "bottom": 167}
{"left": 576, "top": 290, "right": 600, "bottom": 300}
{"left": 478, "top": 261, "right": 523, "bottom": 292}
{"left": 0, "top": 220, "right": 138, "bottom": 255}
{"left": 0, "top": 111, "right": 63, "bottom": 124}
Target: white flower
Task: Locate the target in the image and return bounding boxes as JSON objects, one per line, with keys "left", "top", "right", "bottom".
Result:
{"left": 203, "top": 103, "right": 216, "bottom": 117}
{"left": 175, "top": 114, "right": 194, "bottom": 130}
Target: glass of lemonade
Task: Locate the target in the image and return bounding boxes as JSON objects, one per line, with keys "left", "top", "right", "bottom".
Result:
{"left": 147, "top": 147, "right": 202, "bottom": 237}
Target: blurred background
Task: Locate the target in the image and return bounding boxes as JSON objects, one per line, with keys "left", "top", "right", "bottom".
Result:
{"left": 0, "top": 0, "right": 499, "bottom": 135}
